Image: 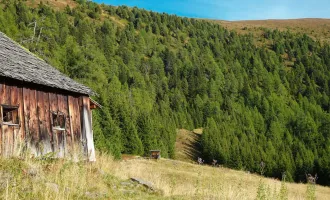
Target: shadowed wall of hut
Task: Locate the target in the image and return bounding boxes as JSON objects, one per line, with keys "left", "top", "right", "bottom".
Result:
{"left": 0, "top": 78, "right": 92, "bottom": 159}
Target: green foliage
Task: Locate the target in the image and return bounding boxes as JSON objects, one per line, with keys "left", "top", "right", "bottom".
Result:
{"left": 306, "top": 183, "right": 316, "bottom": 200}
{"left": 1, "top": 0, "right": 330, "bottom": 186}
{"left": 279, "top": 175, "right": 288, "bottom": 200}
{"left": 255, "top": 180, "right": 271, "bottom": 200}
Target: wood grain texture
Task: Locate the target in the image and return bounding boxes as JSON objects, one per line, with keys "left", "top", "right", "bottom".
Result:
{"left": 29, "top": 88, "right": 39, "bottom": 155}
{"left": 49, "top": 92, "right": 63, "bottom": 157}
{"left": 68, "top": 96, "right": 83, "bottom": 159}
{"left": 37, "top": 91, "right": 52, "bottom": 154}
{"left": 0, "top": 80, "right": 94, "bottom": 160}
{"left": 57, "top": 94, "right": 67, "bottom": 157}
{"left": 10, "top": 85, "right": 21, "bottom": 156}
{"left": 23, "top": 87, "right": 31, "bottom": 155}
{"left": 82, "top": 96, "right": 95, "bottom": 161}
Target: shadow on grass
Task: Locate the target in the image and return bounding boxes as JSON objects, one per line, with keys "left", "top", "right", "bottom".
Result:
{"left": 182, "top": 132, "right": 202, "bottom": 162}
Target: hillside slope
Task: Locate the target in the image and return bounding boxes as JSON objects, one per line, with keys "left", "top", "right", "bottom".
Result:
{"left": 1, "top": 154, "right": 330, "bottom": 200}
{"left": 117, "top": 158, "right": 330, "bottom": 200}
{"left": 1, "top": 0, "right": 330, "bottom": 186}
{"left": 25, "top": 0, "right": 330, "bottom": 42}
{"left": 174, "top": 129, "right": 202, "bottom": 163}
{"left": 215, "top": 18, "right": 330, "bottom": 42}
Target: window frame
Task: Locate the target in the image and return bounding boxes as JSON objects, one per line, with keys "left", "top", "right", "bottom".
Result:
{"left": 51, "top": 111, "right": 66, "bottom": 131}
{"left": 0, "top": 104, "right": 20, "bottom": 127}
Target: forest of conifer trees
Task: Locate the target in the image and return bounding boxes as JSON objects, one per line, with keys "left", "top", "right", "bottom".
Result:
{"left": 0, "top": 0, "right": 329, "bottom": 186}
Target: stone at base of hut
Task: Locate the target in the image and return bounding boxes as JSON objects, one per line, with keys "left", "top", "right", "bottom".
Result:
{"left": 130, "top": 177, "right": 154, "bottom": 190}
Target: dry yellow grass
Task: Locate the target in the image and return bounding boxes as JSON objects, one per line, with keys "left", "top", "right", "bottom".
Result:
{"left": 0, "top": 153, "right": 329, "bottom": 199}
{"left": 175, "top": 129, "right": 202, "bottom": 163}
{"left": 26, "top": 0, "right": 77, "bottom": 10}
{"left": 115, "top": 158, "right": 330, "bottom": 200}
{"left": 212, "top": 18, "right": 330, "bottom": 43}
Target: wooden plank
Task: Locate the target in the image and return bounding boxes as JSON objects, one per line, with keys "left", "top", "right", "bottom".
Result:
{"left": 43, "top": 91, "right": 52, "bottom": 154}
{"left": 68, "top": 96, "right": 82, "bottom": 159}
{"left": 12, "top": 125, "right": 20, "bottom": 156}
{"left": 75, "top": 97, "right": 82, "bottom": 145}
{"left": 82, "top": 96, "right": 95, "bottom": 161}
{"left": 29, "top": 89, "right": 39, "bottom": 155}
{"left": 0, "top": 83, "right": 4, "bottom": 104}
{"left": 49, "top": 93, "right": 58, "bottom": 116}
{"left": 8, "top": 126, "right": 14, "bottom": 157}
{"left": 23, "top": 87, "right": 38, "bottom": 156}
{"left": 37, "top": 91, "right": 52, "bottom": 155}
{"left": 37, "top": 91, "right": 45, "bottom": 149}
{"left": 10, "top": 86, "right": 19, "bottom": 122}
{"left": 43, "top": 92, "right": 51, "bottom": 138}
{"left": 10, "top": 85, "right": 18, "bottom": 105}
{"left": 57, "top": 94, "right": 66, "bottom": 157}
{"left": 4, "top": 83, "right": 10, "bottom": 105}
{"left": 0, "top": 83, "right": 10, "bottom": 156}
{"left": 63, "top": 95, "right": 72, "bottom": 151}
{"left": 68, "top": 95, "right": 80, "bottom": 160}
{"left": 49, "top": 92, "right": 57, "bottom": 153}
{"left": 55, "top": 129, "right": 64, "bottom": 158}
{"left": 79, "top": 97, "right": 87, "bottom": 158}
{"left": 22, "top": 87, "right": 29, "bottom": 156}
{"left": 10, "top": 85, "right": 21, "bottom": 156}
{"left": 59, "top": 94, "right": 72, "bottom": 156}
{"left": 68, "top": 96, "right": 75, "bottom": 145}
{"left": 49, "top": 92, "right": 66, "bottom": 158}
{"left": 81, "top": 96, "right": 87, "bottom": 157}
{"left": 1, "top": 84, "right": 14, "bottom": 157}
{"left": 3, "top": 125, "right": 9, "bottom": 157}
{"left": 2, "top": 124, "right": 14, "bottom": 157}
{"left": 17, "top": 85, "right": 25, "bottom": 154}
{"left": 74, "top": 96, "right": 82, "bottom": 155}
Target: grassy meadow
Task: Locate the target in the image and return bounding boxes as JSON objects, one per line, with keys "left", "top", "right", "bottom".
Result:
{"left": 0, "top": 153, "right": 329, "bottom": 200}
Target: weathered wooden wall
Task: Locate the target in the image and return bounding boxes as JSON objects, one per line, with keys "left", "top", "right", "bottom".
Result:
{"left": 0, "top": 78, "right": 93, "bottom": 159}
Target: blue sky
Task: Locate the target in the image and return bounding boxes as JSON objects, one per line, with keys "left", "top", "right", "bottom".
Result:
{"left": 93, "top": 0, "right": 330, "bottom": 20}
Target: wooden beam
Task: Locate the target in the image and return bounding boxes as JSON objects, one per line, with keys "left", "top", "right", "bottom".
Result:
{"left": 82, "top": 96, "right": 95, "bottom": 161}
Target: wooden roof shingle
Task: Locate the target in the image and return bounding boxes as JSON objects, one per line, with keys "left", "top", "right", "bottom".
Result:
{"left": 0, "top": 32, "right": 95, "bottom": 96}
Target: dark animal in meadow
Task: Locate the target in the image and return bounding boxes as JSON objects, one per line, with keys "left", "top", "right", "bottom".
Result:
{"left": 306, "top": 173, "right": 318, "bottom": 184}
{"left": 212, "top": 159, "right": 218, "bottom": 167}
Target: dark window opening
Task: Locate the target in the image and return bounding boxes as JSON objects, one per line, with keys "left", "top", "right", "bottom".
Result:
{"left": 1, "top": 105, "right": 19, "bottom": 126}
{"left": 52, "top": 112, "right": 66, "bottom": 131}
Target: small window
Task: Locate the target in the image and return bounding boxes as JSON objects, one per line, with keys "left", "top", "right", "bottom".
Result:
{"left": 1, "top": 105, "right": 19, "bottom": 126}
{"left": 52, "top": 111, "right": 66, "bottom": 131}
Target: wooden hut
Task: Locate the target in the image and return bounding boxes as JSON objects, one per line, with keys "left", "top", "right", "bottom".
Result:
{"left": 0, "top": 32, "right": 99, "bottom": 161}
